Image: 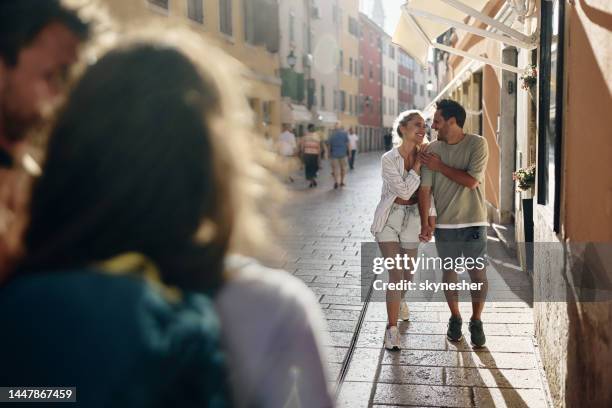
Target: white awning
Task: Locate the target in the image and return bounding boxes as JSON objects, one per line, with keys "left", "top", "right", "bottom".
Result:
{"left": 393, "top": 0, "right": 537, "bottom": 74}
{"left": 281, "top": 102, "right": 313, "bottom": 124}
{"left": 315, "top": 110, "right": 338, "bottom": 125}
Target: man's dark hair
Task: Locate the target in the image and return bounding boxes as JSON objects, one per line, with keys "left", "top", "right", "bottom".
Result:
{"left": 307, "top": 124, "right": 315, "bottom": 132}
{"left": 436, "top": 99, "right": 467, "bottom": 128}
{"left": 0, "top": 0, "right": 90, "bottom": 66}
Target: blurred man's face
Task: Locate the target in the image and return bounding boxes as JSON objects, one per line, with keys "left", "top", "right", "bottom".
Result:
{"left": 0, "top": 22, "right": 81, "bottom": 143}
{"left": 432, "top": 110, "right": 450, "bottom": 142}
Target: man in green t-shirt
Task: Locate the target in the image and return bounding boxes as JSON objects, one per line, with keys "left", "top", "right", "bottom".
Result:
{"left": 417, "top": 99, "right": 489, "bottom": 348}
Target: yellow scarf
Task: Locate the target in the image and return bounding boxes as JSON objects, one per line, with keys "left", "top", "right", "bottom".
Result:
{"left": 97, "top": 252, "right": 182, "bottom": 303}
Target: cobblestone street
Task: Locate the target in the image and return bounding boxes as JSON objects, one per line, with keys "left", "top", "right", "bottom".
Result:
{"left": 274, "top": 152, "right": 552, "bottom": 408}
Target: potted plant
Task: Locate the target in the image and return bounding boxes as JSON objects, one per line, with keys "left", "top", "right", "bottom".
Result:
{"left": 520, "top": 65, "right": 537, "bottom": 99}
{"left": 513, "top": 165, "right": 536, "bottom": 244}
{"left": 513, "top": 164, "right": 536, "bottom": 193}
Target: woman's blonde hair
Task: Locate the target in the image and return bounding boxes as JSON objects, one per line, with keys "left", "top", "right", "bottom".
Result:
{"left": 391, "top": 109, "right": 429, "bottom": 152}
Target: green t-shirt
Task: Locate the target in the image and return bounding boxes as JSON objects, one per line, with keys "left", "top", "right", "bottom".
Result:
{"left": 421, "top": 134, "right": 489, "bottom": 227}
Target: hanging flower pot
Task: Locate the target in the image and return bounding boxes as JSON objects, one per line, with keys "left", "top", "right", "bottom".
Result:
{"left": 513, "top": 164, "right": 536, "bottom": 194}
{"left": 520, "top": 65, "right": 538, "bottom": 90}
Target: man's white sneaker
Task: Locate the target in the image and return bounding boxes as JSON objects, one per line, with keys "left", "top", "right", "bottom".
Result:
{"left": 399, "top": 301, "right": 410, "bottom": 321}
{"left": 384, "top": 326, "right": 401, "bottom": 351}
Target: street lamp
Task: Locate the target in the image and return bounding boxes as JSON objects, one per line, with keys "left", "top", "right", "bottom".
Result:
{"left": 287, "top": 50, "right": 297, "bottom": 70}
{"left": 426, "top": 80, "right": 434, "bottom": 91}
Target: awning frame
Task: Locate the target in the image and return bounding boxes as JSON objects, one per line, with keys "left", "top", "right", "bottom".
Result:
{"left": 401, "top": 0, "right": 538, "bottom": 74}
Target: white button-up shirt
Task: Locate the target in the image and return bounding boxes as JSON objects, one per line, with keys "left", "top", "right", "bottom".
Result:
{"left": 370, "top": 147, "right": 436, "bottom": 236}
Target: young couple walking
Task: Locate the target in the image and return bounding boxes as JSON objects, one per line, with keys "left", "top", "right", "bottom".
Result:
{"left": 371, "top": 99, "right": 489, "bottom": 351}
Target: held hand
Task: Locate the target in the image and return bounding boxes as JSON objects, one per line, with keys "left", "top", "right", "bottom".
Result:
{"left": 419, "top": 225, "right": 433, "bottom": 242}
{"left": 418, "top": 152, "right": 443, "bottom": 171}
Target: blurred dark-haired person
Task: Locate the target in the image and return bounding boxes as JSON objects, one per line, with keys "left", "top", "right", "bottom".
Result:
{"left": 417, "top": 99, "right": 489, "bottom": 348}
{"left": 0, "top": 30, "right": 334, "bottom": 408}
{"left": 0, "top": 0, "right": 90, "bottom": 275}
{"left": 302, "top": 124, "right": 321, "bottom": 187}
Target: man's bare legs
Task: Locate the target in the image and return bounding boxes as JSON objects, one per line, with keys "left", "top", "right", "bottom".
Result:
{"left": 467, "top": 267, "right": 488, "bottom": 320}
{"left": 443, "top": 267, "right": 488, "bottom": 319}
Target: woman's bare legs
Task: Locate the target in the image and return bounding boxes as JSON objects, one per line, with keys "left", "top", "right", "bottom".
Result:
{"left": 378, "top": 243, "right": 418, "bottom": 327}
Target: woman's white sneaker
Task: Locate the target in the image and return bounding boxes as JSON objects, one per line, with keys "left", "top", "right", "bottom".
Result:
{"left": 384, "top": 326, "right": 401, "bottom": 350}
{"left": 399, "top": 301, "right": 410, "bottom": 321}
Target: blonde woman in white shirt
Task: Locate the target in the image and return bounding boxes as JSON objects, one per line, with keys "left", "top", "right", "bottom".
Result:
{"left": 370, "top": 110, "right": 436, "bottom": 350}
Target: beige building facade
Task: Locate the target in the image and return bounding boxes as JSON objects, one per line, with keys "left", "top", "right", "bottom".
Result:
{"left": 100, "top": 0, "right": 282, "bottom": 140}
{"left": 337, "top": 0, "right": 360, "bottom": 130}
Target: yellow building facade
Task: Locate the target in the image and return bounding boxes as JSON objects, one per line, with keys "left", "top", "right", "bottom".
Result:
{"left": 337, "top": 0, "right": 359, "bottom": 129}
{"left": 99, "top": 0, "right": 281, "bottom": 140}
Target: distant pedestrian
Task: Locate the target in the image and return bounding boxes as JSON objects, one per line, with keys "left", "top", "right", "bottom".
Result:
{"left": 302, "top": 124, "right": 321, "bottom": 188}
{"left": 327, "top": 123, "right": 350, "bottom": 189}
{"left": 348, "top": 127, "right": 359, "bottom": 170}
{"left": 278, "top": 124, "right": 297, "bottom": 183}
{"left": 384, "top": 132, "right": 393, "bottom": 151}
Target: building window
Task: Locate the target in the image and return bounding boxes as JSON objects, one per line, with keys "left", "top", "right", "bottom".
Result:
{"left": 262, "top": 101, "right": 272, "bottom": 125}
{"left": 382, "top": 97, "right": 386, "bottom": 115}
{"left": 289, "top": 12, "right": 295, "bottom": 43}
{"left": 340, "top": 91, "right": 346, "bottom": 112}
{"left": 320, "top": 85, "right": 325, "bottom": 109}
{"left": 349, "top": 94, "right": 353, "bottom": 115}
{"left": 537, "top": 0, "right": 565, "bottom": 231}
{"left": 187, "top": 0, "right": 203, "bottom": 23}
{"left": 348, "top": 16, "right": 359, "bottom": 37}
{"left": 219, "top": 0, "right": 233, "bottom": 35}
{"left": 349, "top": 57, "right": 353, "bottom": 75}
{"left": 339, "top": 50, "right": 344, "bottom": 70}
{"left": 149, "top": 0, "right": 168, "bottom": 9}
{"left": 420, "top": 84, "right": 424, "bottom": 96}
{"left": 389, "top": 45, "right": 395, "bottom": 59}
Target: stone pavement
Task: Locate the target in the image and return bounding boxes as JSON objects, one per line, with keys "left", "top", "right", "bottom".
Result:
{"left": 274, "top": 152, "right": 552, "bottom": 408}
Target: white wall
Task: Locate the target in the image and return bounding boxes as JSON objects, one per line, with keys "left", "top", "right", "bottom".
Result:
{"left": 311, "top": 0, "right": 339, "bottom": 114}
{"left": 381, "top": 37, "right": 398, "bottom": 128}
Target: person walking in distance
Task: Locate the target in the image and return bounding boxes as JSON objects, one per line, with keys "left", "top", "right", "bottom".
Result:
{"left": 371, "top": 110, "right": 436, "bottom": 351}
{"left": 348, "top": 127, "right": 359, "bottom": 170}
{"left": 302, "top": 124, "right": 321, "bottom": 188}
{"left": 327, "top": 122, "right": 349, "bottom": 189}
{"left": 418, "top": 99, "right": 489, "bottom": 348}
{"left": 278, "top": 124, "right": 297, "bottom": 183}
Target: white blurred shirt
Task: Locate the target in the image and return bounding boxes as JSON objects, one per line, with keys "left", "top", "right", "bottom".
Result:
{"left": 278, "top": 131, "right": 297, "bottom": 157}
{"left": 348, "top": 133, "right": 359, "bottom": 151}
{"left": 216, "top": 255, "right": 334, "bottom": 408}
